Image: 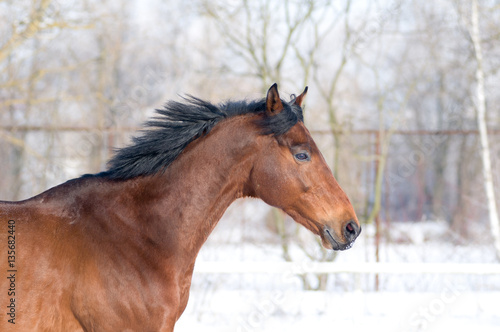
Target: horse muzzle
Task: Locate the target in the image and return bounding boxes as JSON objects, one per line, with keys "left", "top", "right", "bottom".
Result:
{"left": 323, "top": 220, "right": 361, "bottom": 251}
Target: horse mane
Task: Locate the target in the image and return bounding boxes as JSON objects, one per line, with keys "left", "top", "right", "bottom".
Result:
{"left": 92, "top": 95, "right": 303, "bottom": 180}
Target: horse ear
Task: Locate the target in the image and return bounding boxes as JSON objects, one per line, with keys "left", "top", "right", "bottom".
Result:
{"left": 266, "top": 83, "right": 284, "bottom": 115}
{"left": 294, "top": 86, "right": 308, "bottom": 107}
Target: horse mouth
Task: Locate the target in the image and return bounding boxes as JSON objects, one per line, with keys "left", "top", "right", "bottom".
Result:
{"left": 285, "top": 209, "right": 359, "bottom": 251}
{"left": 324, "top": 227, "right": 354, "bottom": 251}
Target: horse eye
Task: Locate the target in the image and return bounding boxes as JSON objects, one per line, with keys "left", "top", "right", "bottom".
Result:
{"left": 294, "top": 152, "right": 310, "bottom": 162}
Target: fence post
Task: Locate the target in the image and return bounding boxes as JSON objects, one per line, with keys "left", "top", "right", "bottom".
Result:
{"left": 374, "top": 131, "right": 381, "bottom": 291}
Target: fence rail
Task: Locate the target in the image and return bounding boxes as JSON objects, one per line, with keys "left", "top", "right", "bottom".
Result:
{"left": 193, "top": 262, "right": 500, "bottom": 275}
{"left": 2, "top": 125, "right": 500, "bottom": 135}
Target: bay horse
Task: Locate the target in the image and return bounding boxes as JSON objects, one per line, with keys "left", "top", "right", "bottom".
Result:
{"left": 0, "top": 84, "right": 360, "bottom": 331}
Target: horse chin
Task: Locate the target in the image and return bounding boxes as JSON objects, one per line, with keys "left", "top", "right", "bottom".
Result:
{"left": 285, "top": 209, "right": 355, "bottom": 251}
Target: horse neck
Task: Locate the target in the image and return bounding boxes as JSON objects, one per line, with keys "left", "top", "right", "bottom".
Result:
{"left": 129, "top": 115, "right": 258, "bottom": 258}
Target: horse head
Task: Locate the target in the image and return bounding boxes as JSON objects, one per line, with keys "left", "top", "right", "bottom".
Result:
{"left": 249, "top": 84, "right": 361, "bottom": 250}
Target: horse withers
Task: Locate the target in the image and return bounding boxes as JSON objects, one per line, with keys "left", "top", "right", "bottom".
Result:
{"left": 0, "top": 84, "right": 360, "bottom": 331}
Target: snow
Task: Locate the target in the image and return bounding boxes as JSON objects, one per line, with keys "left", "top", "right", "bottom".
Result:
{"left": 175, "top": 200, "right": 500, "bottom": 331}
{"left": 176, "top": 291, "right": 500, "bottom": 331}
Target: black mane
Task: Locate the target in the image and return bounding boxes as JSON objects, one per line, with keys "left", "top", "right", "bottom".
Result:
{"left": 94, "top": 95, "right": 303, "bottom": 180}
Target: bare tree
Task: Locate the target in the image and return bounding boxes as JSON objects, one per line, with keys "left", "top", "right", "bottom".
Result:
{"left": 469, "top": 0, "right": 500, "bottom": 259}
{"left": 0, "top": 0, "right": 53, "bottom": 63}
{"left": 200, "top": 0, "right": 362, "bottom": 289}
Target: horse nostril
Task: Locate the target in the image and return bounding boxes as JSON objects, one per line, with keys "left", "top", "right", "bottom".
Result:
{"left": 344, "top": 221, "right": 359, "bottom": 241}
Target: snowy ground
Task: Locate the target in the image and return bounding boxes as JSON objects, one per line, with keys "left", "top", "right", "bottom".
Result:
{"left": 176, "top": 290, "right": 500, "bottom": 331}
{"left": 175, "top": 200, "right": 500, "bottom": 331}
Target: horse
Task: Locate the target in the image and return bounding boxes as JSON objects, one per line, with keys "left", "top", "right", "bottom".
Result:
{"left": 0, "top": 84, "right": 360, "bottom": 331}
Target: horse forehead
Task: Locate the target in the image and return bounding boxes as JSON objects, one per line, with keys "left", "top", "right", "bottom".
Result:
{"left": 284, "top": 122, "right": 314, "bottom": 144}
